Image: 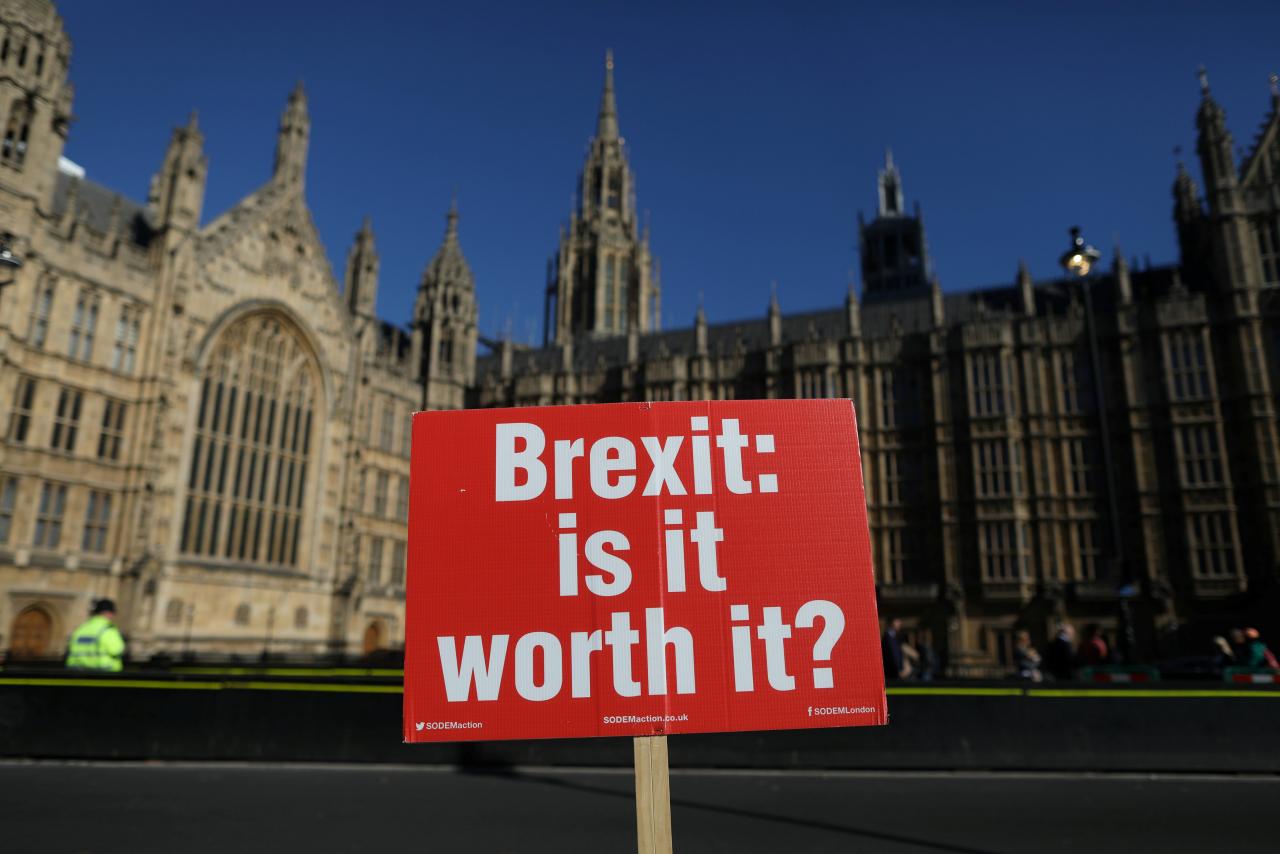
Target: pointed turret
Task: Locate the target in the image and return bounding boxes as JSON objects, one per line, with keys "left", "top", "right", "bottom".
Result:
{"left": 446, "top": 193, "right": 460, "bottom": 238}
{"left": 546, "top": 51, "right": 658, "bottom": 344}
{"left": 859, "top": 151, "right": 933, "bottom": 302}
{"left": 418, "top": 196, "right": 473, "bottom": 298}
{"left": 768, "top": 284, "right": 782, "bottom": 347}
{"left": 1017, "top": 260, "right": 1035, "bottom": 316}
{"left": 273, "top": 81, "right": 310, "bottom": 186}
{"left": 930, "top": 279, "right": 945, "bottom": 327}
{"left": 694, "top": 299, "right": 708, "bottom": 355}
{"left": 1173, "top": 160, "right": 1210, "bottom": 278}
{"left": 597, "top": 50, "right": 619, "bottom": 142}
{"left": 1113, "top": 245, "right": 1132, "bottom": 305}
{"left": 1195, "top": 67, "right": 1238, "bottom": 209}
{"left": 1188, "top": 67, "right": 1263, "bottom": 290}
{"left": 878, "top": 149, "right": 904, "bottom": 216}
{"left": 149, "top": 110, "right": 207, "bottom": 232}
{"left": 845, "top": 273, "right": 861, "bottom": 337}
{"left": 1173, "top": 161, "right": 1202, "bottom": 222}
{"left": 344, "top": 217, "right": 379, "bottom": 318}
{"left": 413, "top": 200, "right": 479, "bottom": 409}
{"left": 1196, "top": 66, "right": 1225, "bottom": 129}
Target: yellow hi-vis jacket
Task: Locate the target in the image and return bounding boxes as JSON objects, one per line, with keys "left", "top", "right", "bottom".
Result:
{"left": 65, "top": 615, "right": 125, "bottom": 671}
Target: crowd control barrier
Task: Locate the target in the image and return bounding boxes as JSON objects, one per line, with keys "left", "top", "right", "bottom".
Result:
{"left": 1, "top": 668, "right": 1278, "bottom": 773}
{"left": 1079, "top": 666, "right": 1161, "bottom": 683}
{"left": 1224, "top": 667, "right": 1280, "bottom": 685}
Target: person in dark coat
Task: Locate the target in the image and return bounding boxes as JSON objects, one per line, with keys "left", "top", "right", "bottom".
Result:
{"left": 1211, "top": 635, "right": 1236, "bottom": 675}
{"left": 881, "top": 617, "right": 905, "bottom": 680}
{"left": 1044, "top": 621, "right": 1077, "bottom": 681}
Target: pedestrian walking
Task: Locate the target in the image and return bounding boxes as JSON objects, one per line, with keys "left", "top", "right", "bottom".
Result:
{"left": 1241, "top": 628, "right": 1279, "bottom": 670}
{"left": 881, "top": 618, "right": 906, "bottom": 680}
{"left": 915, "top": 640, "right": 939, "bottom": 682}
{"left": 1013, "top": 630, "right": 1043, "bottom": 682}
{"left": 1211, "top": 635, "right": 1236, "bottom": 675}
{"left": 1044, "top": 621, "right": 1077, "bottom": 681}
{"left": 1078, "top": 623, "right": 1109, "bottom": 667}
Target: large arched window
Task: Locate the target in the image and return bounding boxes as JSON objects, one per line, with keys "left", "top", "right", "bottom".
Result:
{"left": 180, "top": 313, "right": 318, "bottom": 567}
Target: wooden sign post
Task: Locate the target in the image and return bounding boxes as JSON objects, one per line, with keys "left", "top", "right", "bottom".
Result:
{"left": 633, "top": 735, "right": 673, "bottom": 854}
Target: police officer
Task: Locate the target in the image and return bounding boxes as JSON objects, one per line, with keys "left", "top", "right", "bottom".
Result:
{"left": 65, "top": 598, "right": 126, "bottom": 671}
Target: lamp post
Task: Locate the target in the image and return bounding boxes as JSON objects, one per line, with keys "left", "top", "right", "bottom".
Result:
{"left": 0, "top": 231, "right": 23, "bottom": 297}
{"left": 1059, "top": 227, "right": 1137, "bottom": 663}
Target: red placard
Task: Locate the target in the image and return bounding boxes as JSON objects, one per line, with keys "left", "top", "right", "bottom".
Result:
{"left": 403, "top": 400, "right": 886, "bottom": 742}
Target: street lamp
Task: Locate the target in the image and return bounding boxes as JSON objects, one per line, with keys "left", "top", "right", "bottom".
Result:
{"left": 1058, "top": 226, "right": 1137, "bottom": 664}
{"left": 1059, "top": 227, "right": 1100, "bottom": 278}
{"left": 0, "top": 231, "right": 22, "bottom": 290}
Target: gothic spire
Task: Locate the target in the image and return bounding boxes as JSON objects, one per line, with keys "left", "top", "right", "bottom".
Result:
{"left": 768, "top": 282, "right": 782, "bottom": 347}
{"left": 1193, "top": 65, "right": 1238, "bottom": 201}
{"left": 420, "top": 199, "right": 474, "bottom": 301}
{"left": 845, "top": 271, "right": 861, "bottom": 337}
{"left": 1173, "top": 160, "right": 1201, "bottom": 220}
{"left": 344, "top": 217, "right": 379, "bottom": 318}
{"left": 274, "top": 80, "right": 310, "bottom": 185}
{"left": 413, "top": 201, "right": 479, "bottom": 406}
{"left": 878, "top": 148, "right": 903, "bottom": 216}
{"left": 286, "top": 79, "right": 307, "bottom": 118}
{"left": 1113, "top": 243, "right": 1132, "bottom": 305}
{"left": 446, "top": 191, "right": 459, "bottom": 238}
{"left": 1016, "top": 260, "right": 1035, "bottom": 316}
{"left": 597, "top": 50, "right": 619, "bottom": 142}
{"left": 548, "top": 50, "right": 656, "bottom": 344}
{"left": 149, "top": 107, "right": 207, "bottom": 231}
{"left": 1196, "top": 65, "right": 1226, "bottom": 131}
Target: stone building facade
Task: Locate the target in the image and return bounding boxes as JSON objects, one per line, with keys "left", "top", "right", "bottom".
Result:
{"left": 0, "top": 0, "right": 475, "bottom": 660}
{"left": 472, "top": 69, "right": 1280, "bottom": 670}
{"left": 1, "top": 0, "right": 1278, "bottom": 669}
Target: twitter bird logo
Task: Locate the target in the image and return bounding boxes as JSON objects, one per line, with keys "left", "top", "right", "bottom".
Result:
{"left": 415, "top": 721, "right": 425, "bottom": 731}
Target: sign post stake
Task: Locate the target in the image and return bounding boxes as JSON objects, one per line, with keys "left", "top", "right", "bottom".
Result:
{"left": 633, "top": 735, "right": 673, "bottom": 854}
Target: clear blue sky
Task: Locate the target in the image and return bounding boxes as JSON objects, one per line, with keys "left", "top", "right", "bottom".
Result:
{"left": 58, "top": 1, "right": 1280, "bottom": 343}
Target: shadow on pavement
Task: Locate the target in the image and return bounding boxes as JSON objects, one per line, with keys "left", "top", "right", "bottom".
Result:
{"left": 460, "top": 765, "right": 998, "bottom": 854}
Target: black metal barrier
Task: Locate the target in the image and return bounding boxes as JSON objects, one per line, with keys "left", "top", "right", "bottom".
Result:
{"left": 1, "top": 670, "right": 1278, "bottom": 773}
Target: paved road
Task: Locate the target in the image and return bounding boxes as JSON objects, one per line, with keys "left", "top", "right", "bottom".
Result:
{"left": 0, "top": 762, "right": 1274, "bottom": 853}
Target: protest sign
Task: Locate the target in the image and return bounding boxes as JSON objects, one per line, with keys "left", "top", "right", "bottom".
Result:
{"left": 404, "top": 399, "right": 886, "bottom": 743}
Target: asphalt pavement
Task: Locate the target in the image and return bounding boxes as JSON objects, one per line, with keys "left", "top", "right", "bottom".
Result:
{"left": 0, "top": 761, "right": 1273, "bottom": 853}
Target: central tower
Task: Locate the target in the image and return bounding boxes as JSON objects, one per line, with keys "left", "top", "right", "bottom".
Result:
{"left": 544, "top": 51, "right": 659, "bottom": 345}
{"left": 858, "top": 150, "right": 934, "bottom": 302}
